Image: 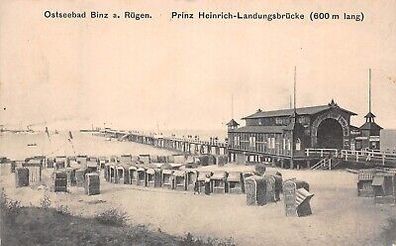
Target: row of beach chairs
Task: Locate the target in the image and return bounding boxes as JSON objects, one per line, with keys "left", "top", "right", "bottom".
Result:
{"left": 42, "top": 153, "right": 228, "bottom": 170}
{"left": 103, "top": 163, "right": 284, "bottom": 198}
{"left": 102, "top": 163, "right": 313, "bottom": 217}
{"left": 104, "top": 163, "right": 249, "bottom": 194}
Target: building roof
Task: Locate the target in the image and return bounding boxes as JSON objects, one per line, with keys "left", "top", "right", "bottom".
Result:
{"left": 364, "top": 112, "right": 376, "bottom": 118}
{"left": 231, "top": 125, "right": 285, "bottom": 134}
{"left": 226, "top": 119, "right": 240, "bottom": 126}
{"left": 360, "top": 122, "right": 383, "bottom": 131}
{"left": 242, "top": 104, "right": 357, "bottom": 119}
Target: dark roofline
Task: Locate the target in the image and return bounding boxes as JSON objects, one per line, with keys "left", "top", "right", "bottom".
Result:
{"left": 360, "top": 122, "right": 383, "bottom": 130}
{"left": 364, "top": 112, "right": 376, "bottom": 118}
{"left": 226, "top": 119, "right": 239, "bottom": 126}
{"left": 242, "top": 104, "right": 357, "bottom": 120}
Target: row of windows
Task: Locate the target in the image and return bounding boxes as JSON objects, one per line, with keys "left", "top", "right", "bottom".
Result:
{"left": 275, "top": 117, "right": 290, "bottom": 125}
{"left": 247, "top": 116, "right": 310, "bottom": 126}
{"left": 233, "top": 133, "right": 280, "bottom": 141}
{"left": 233, "top": 136, "right": 297, "bottom": 150}
{"left": 231, "top": 134, "right": 301, "bottom": 151}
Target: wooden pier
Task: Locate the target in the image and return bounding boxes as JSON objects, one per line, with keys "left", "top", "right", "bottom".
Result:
{"left": 96, "top": 129, "right": 228, "bottom": 156}
{"left": 91, "top": 129, "right": 396, "bottom": 169}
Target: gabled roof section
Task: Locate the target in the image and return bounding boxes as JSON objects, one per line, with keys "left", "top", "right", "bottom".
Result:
{"left": 360, "top": 122, "right": 383, "bottom": 131}
{"left": 226, "top": 119, "right": 239, "bottom": 127}
{"left": 364, "top": 112, "right": 376, "bottom": 118}
{"left": 242, "top": 104, "right": 357, "bottom": 119}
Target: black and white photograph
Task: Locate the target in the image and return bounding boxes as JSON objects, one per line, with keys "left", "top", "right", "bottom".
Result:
{"left": 1, "top": 1, "right": 396, "bottom": 245}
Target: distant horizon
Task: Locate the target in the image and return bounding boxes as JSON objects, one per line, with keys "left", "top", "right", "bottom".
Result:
{"left": 2, "top": 125, "right": 396, "bottom": 132}
{"left": 1, "top": 1, "right": 395, "bottom": 132}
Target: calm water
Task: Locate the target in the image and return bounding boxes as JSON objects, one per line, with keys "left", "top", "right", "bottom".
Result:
{"left": 0, "top": 131, "right": 178, "bottom": 160}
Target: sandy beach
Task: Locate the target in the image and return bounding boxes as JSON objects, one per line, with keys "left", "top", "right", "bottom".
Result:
{"left": 1, "top": 133, "right": 395, "bottom": 246}
{"left": 2, "top": 167, "right": 395, "bottom": 245}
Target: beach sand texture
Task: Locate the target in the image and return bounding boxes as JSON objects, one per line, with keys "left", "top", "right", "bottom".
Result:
{"left": 1, "top": 133, "right": 395, "bottom": 245}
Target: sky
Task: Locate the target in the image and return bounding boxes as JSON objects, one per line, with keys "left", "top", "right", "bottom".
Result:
{"left": 1, "top": 0, "right": 396, "bottom": 131}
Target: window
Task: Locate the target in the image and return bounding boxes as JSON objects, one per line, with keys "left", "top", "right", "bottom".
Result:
{"left": 296, "top": 138, "right": 301, "bottom": 151}
{"left": 249, "top": 136, "right": 256, "bottom": 148}
{"left": 268, "top": 137, "right": 275, "bottom": 149}
{"left": 235, "top": 136, "right": 241, "bottom": 146}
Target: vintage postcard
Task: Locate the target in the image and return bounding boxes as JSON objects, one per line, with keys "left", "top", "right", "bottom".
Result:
{"left": 0, "top": 0, "right": 395, "bottom": 245}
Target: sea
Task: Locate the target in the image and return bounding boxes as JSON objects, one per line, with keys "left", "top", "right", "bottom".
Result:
{"left": 0, "top": 129, "right": 227, "bottom": 160}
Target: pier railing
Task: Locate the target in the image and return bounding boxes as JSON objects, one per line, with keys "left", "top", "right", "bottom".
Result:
{"left": 97, "top": 129, "right": 228, "bottom": 155}
{"left": 340, "top": 149, "right": 396, "bottom": 165}
{"left": 305, "top": 148, "right": 396, "bottom": 166}
{"left": 305, "top": 148, "right": 340, "bottom": 158}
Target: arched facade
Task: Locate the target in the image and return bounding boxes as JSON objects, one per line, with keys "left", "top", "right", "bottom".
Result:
{"left": 311, "top": 111, "right": 350, "bottom": 149}
{"left": 227, "top": 101, "right": 357, "bottom": 164}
